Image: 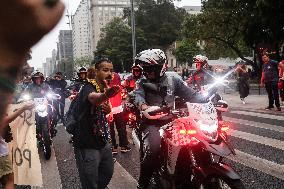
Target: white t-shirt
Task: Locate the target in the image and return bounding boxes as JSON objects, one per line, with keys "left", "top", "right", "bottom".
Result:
{"left": 0, "top": 137, "right": 9, "bottom": 157}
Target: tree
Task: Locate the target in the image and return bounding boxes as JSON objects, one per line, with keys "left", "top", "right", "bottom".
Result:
{"left": 74, "top": 56, "right": 92, "bottom": 68}
{"left": 173, "top": 39, "right": 201, "bottom": 67}
{"left": 182, "top": 0, "right": 284, "bottom": 75}
{"left": 243, "top": 0, "right": 284, "bottom": 61}
{"left": 95, "top": 18, "right": 147, "bottom": 72}
{"left": 133, "top": 0, "right": 187, "bottom": 50}
{"left": 182, "top": 1, "right": 254, "bottom": 71}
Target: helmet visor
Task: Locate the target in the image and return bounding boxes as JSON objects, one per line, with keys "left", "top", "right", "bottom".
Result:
{"left": 142, "top": 65, "right": 156, "bottom": 73}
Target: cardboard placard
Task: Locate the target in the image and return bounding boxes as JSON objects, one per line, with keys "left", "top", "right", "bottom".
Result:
{"left": 8, "top": 104, "right": 43, "bottom": 187}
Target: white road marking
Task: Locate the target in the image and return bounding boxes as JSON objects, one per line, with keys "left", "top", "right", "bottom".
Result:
{"left": 223, "top": 116, "right": 284, "bottom": 133}
{"left": 229, "top": 110, "right": 284, "bottom": 121}
{"left": 228, "top": 149, "right": 284, "bottom": 180}
{"left": 229, "top": 129, "right": 284, "bottom": 150}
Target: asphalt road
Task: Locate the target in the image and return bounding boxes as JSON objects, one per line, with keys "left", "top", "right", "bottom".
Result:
{"left": 10, "top": 93, "right": 284, "bottom": 189}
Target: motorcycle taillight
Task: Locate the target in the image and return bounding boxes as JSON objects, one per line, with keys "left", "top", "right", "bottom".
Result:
{"left": 179, "top": 129, "right": 197, "bottom": 135}
{"left": 219, "top": 121, "right": 230, "bottom": 132}
{"left": 128, "top": 113, "right": 136, "bottom": 121}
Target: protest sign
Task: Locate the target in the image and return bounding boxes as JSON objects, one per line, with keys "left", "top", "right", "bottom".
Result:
{"left": 8, "top": 103, "right": 43, "bottom": 187}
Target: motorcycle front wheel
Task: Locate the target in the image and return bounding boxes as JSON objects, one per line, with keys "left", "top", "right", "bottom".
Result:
{"left": 41, "top": 123, "right": 52, "bottom": 160}
{"left": 200, "top": 177, "right": 246, "bottom": 189}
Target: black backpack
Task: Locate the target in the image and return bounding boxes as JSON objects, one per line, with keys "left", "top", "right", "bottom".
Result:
{"left": 64, "top": 85, "right": 87, "bottom": 134}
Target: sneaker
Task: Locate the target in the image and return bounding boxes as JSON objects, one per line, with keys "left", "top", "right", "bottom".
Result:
{"left": 265, "top": 106, "right": 273, "bottom": 110}
{"left": 112, "top": 147, "right": 118, "bottom": 154}
{"left": 121, "top": 146, "right": 131, "bottom": 153}
{"left": 276, "top": 107, "right": 281, "bottom": 111}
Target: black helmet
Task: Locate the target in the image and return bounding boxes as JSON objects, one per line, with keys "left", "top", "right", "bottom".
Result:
{"left": 31, "top": 71, "right": 44, "bottom": 84}
{"left": 77, "top": 67, "right": 87, "bottom": 78}
{"left": 131, "top": 65, "right": 143, "bottom": 79}
{"left": 78, "top": 67, "right": 87, "bottom": 73}
{"left": 135, "top": 49, "right": 168, "bottom": 79}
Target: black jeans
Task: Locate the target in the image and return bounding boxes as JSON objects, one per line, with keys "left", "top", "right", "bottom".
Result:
{"left": 74, "top": 144, "right": 114, "bottom": 189}
{"left": 109, "top": 112, "right": 129, "bottom": 148}
{"left": 265, "top": 81, "right": 280, "bottom": 108}
{"left": 138, "top": 126, "right": 161, "bottom": 188}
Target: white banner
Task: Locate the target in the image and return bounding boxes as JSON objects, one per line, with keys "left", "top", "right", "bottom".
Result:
{"left": 7, "top": 104, "right": 43, "bottom": 187}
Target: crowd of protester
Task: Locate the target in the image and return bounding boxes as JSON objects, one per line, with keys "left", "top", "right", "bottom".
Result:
{"left": 0, "top": 1, "right": 284, "bottom": 189}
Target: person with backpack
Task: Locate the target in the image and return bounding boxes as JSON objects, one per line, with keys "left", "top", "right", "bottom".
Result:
{"left": 67, "top": 58, "right": 120, "bottom": 189}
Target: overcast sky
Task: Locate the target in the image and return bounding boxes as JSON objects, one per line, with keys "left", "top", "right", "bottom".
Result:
{"left": 29, "top": 0, "right": 201, "bottom": 69}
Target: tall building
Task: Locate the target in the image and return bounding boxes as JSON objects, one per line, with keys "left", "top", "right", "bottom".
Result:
{"left": 72, "top": 0, "right": 92, "bottom": 59}
{"left": 46, "top": 58, "right": 52, "bottom": 76}
{"left": 58, "top": 30, "right": 74, "bottom": 78}
{"left": 42, "top": 63, "right": 47, "bottom": 76}
{"left": 89, "top": 0, "right": 131, "bottom": 51}
{"left": 51, "top": 49, "right": 57, "bottom": 74}
{"left": 58, "top": 30, "right": 73, "bottom": 62}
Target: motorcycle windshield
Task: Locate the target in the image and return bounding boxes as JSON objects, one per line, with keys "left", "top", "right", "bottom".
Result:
{"left": 186, "top": 102, "right": 217, "bottom": 123}
{"left": 34, "top": 98, "right": 46, "bottom": 106}
{"left": 186, "top": 102, "right": 218, "bottom": 141}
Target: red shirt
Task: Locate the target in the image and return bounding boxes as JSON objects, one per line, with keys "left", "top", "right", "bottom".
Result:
{"left": 109, "top": 73, "right": 122, "bottom": 108}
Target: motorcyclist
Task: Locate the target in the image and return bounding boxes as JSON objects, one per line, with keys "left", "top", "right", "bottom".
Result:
{"left": 132, "top": 49, "right": 205, "bottom": 189}
{"left": 187, "top": 55, "right": 214, "bottom": 91}
{"left": 188, "top": 55, "right": 225, "bottom": 121}
{"left": 25, "top": 71, "right": 51, "bottom": 98}
{"left": 123, "top": 65, "right": 143, "bottom": 93}
{"left": 71, "top": 67, "right": 88, "bottom": 93}
{"left": 25, "top": 71, "right": 57, "bottom": 137}
{"left": 47, "top": 72, "right": 67, "bottom": 123}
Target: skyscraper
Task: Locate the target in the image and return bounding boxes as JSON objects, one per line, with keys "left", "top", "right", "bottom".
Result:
{"left": 58, "top": 30, "right": 73, "bottom": 62}
{"left": 89, "top": 0, "right": 131, "bottom": 51}
{"left": 58, "top": 30, "right": 74, "bottom": 78}
{"left": 72, "top": 0, "right": 92, "bottom": 59}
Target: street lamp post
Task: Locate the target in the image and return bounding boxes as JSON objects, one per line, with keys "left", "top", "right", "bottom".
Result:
{"left": 130, "top": 0, "right": 136, "bottom": 62}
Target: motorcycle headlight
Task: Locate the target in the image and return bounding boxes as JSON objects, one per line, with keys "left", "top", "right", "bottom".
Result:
{"left": 202, "top": 91, "right": 209, "bottom": 97}
{"left": 46, "top": 93, "right": 53, "bottom": 99}
{"left": 36, "top": 104, "right": 47, "bottom": 112}
{"left": 198, "top": 121, "right": 218, "bottom": 141}
{"left": 23, "top": 94, "right": 31, "bottom": 101}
